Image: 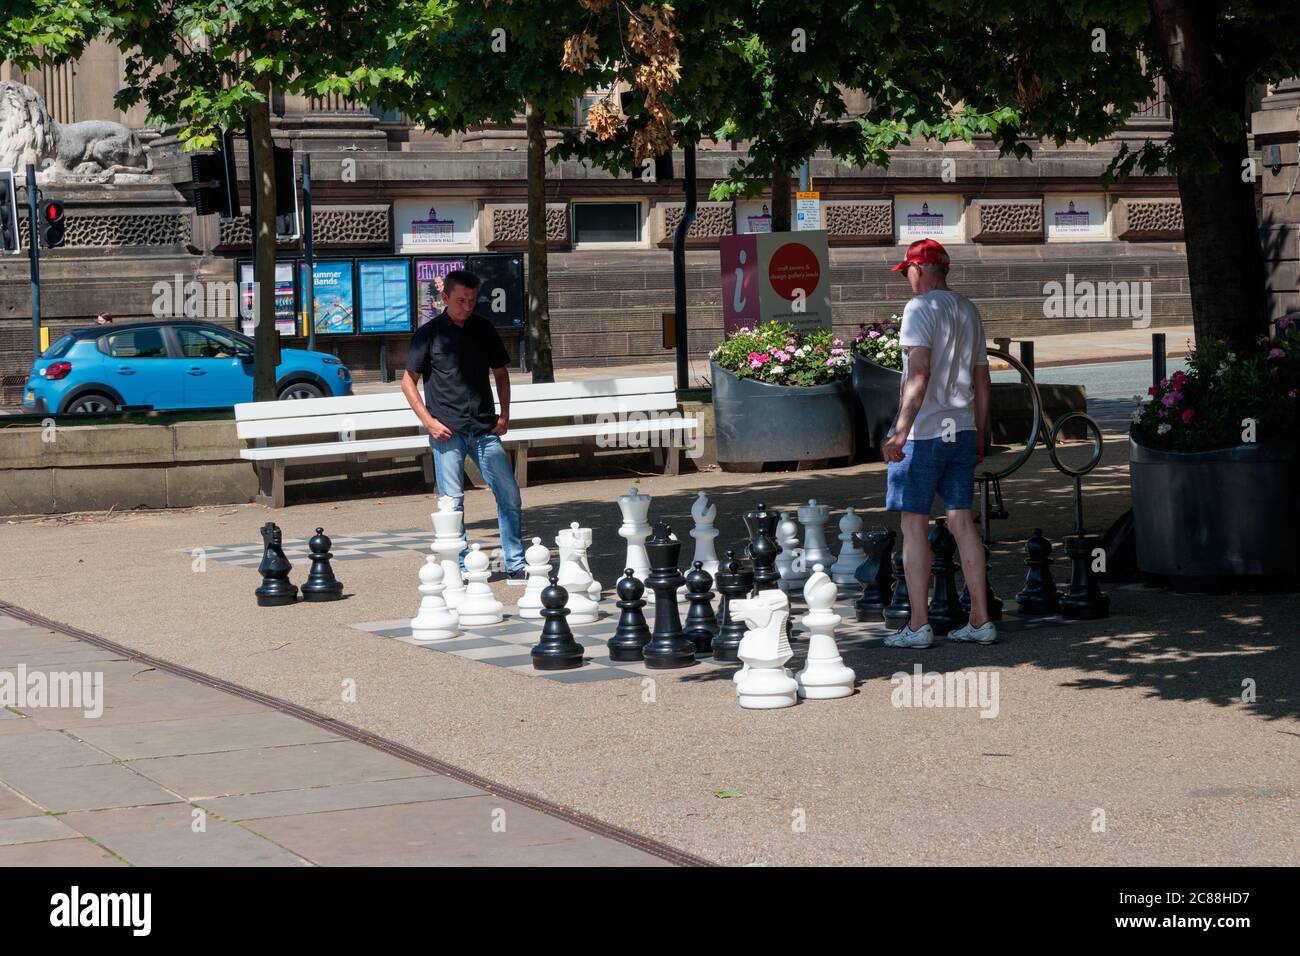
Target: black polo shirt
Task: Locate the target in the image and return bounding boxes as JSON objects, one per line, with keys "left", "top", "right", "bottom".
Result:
{"left": 406, "top": 311, "right": 510, "bottom": 437}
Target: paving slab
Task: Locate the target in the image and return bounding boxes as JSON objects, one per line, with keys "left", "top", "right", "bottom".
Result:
{"left": 73, "top": 710, "right": 342, "bottom": 761}
{"left": 0, "top": 814, "right": 81, "bottom": 846}
{"left": 60, "top": 808, "right": 312, "bottom": 867}
{"left": 0, "top": 837, "right": 126, "bottom": 866}
{"left": 0, "top": 727, "right": 113, "bottom": 773}
{"left": 0, "top": 782, "right": 40, "bottom": 820}
{"left": 1, "top": 761, "right": 182, "bottom": 813}
{"left": 196, "top": 774, "right": 484, "bottom": 821}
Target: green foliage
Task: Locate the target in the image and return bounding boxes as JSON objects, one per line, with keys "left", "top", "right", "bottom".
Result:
{"left": 1131, "top": 319, "right": 1300, "bottom": 451}
{"left": 710, "top": 320, "right": 851, "bottom": 387}
{"left": 851, "top": 319, "right": 902, "bottom": 371}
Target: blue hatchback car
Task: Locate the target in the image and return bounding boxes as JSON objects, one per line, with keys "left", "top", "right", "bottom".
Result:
{"left": 22, "top": 321, "right": 353, "bottom": 414}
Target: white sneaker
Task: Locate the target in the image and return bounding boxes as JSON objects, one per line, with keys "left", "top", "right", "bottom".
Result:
{"left": 884, "top": 623, "right": 935, "bottom": 649}
{"left": 948, "top": 620, "right": 998, "bottom": 645}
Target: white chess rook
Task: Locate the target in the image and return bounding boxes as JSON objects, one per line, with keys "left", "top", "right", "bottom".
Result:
{"left": 617, "top": 486, "right": 653, "bottom": 581}
{"left": 829, "top": 507, "right": 866, "bottom": 585}
{"left": 517, "top": 537, "right": 551, "bottom": 620}
{"left": 430, "top": 495, "right": 467, "bottom": 609}
{"left": 457, "top": 543, "right": 505, "bottom": 627}
{"left": 731, "top": 589, "right": 798, "bottom": 709}
{"left": 558, "top": 522, "right": 602, "bottom": 603}
{"left": 796, "top": 566, "right": 855, "bottom": 699}
{"left": 797, "top": 499, "right": 833, "bottom": 573}
{"left": 410, "top": 556, "right": 460, "bottom": 642}
{"left": 775, "top": 511, "right": 805, "bottom": 590}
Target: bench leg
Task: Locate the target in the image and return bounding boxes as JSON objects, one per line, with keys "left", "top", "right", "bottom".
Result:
{"left": 513, "top": 441, "right": 529, "bottom": 489}
{"left": 662, "top": 439, "right": 680, "bottom": 477}
{"left": 421, "top": 451, "right": 436, "bottom": 490}
{"left": 255, "top": 461, "right": 286, "bottom": 509}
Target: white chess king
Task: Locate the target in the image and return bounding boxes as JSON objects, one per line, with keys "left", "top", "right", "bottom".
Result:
{"left": 410, "top": 556, "right": 460, "bottom": 642}
{"left": 430, "top": 495, "right": 467, "bottom": 610}
{"left": 730, "top": 589, "right": 798, "bottom": 709}
{"left": 796, "top": 565, "right": 855, "bottom": 699}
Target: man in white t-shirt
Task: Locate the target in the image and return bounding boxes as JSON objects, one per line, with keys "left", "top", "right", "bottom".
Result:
{"left": 880, "top": 238, "right": 995, "bottom": 648}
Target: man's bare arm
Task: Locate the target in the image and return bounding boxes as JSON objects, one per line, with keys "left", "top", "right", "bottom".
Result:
{"left": 491, "top": 366, "right": 511, "bottom": 436}
{"left": 401, "top": 370, "right": 451, "bottom": 440}
{"left": 973, "top": 363, "right": 991, "bottom": 461}
{"left": 892, "top": 346, "right": 932, "bottom": 439}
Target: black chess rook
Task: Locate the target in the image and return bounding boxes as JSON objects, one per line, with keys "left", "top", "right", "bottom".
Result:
{"left": 608, "top": 570, "right": 652, "bottom": 662}
{"left": 854, "top": 528, "right": 895, "bottom": 621}
{"left": 642, "top": 523, "right": 697, "bottom": 669}
{"left": 712, "top": 549, "right": 754, "bottom": 662}
{"left": 1015, "top": 528, "right": 1062, "bottom": 615}
{"left": 301, "top": 527, "right": 344, "bottom": 602}
{"left": 255, "top": 521, "right": 298, "bottom": 607}
{"left": 683, "top": 561, "right": 720, "bottom": 654}
{"left": 531, "top": 574, "right": 585, "bottom": 670}
{"left": 1060, "top": 533, "right": 1111, "bottom": 620}
{"left": 926, "top": 518, "right": 968, "bottom": 636}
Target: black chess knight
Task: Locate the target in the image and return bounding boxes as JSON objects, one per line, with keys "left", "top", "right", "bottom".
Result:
{"left": 854, "top": 528, "right": 896, "bottom": 621}
{"left": 301, "top": 527, "right": 344, "bottom": 602}
{"left": 255, "top": 522, "right": 298, "bottom": 607}
{"left": 927, "top": 519, "right": 968, "bottom": 636}
{"left": 712, "top": 550, "right": 753, "bottom": 663}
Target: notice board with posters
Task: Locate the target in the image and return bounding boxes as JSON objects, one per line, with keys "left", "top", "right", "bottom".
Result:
{"left": 413, "top": 256, "right": 467, "bottom": 327}
{"left": 236, "top": 260, "right": 298, "bottom": 336}
{"left": 466, "top": 253, "right": 526, "bottom": 331}
{"left": 719, "top": 230, "right": 831, "bottom": 335}
{"left": 357, "top": 258, "right": 414, "bottom": 334}
{"left": 299, "top": 260, "right": 356, "bottom": 335}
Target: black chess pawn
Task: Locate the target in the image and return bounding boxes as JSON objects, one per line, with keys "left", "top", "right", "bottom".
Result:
{"left": 300, "top": 527, "right": 344, "bottom": 602}
{"left": 255, "top": 522, "right": 298, "bottom": 607}
{"left": 531, "top": 574, "right": 584, "bottom": 670}
{"left": 1060, "top": 533, "right": 1111, "bottom": 620}
{"left": 683, "top": 561, "right": 720, "bottom": 654}
{"left": 608, "top": 570, "right": 652, "bottom": 662}
{"left": 712, "top": 549, "right": 753, "bottom": 662}
{"left": 743, "top": 503, "right": 782, "bottom": 593}
{"left": 1014, "top": 529, "right": 1062, "bottom": 615}
{"left": 882, "top": 549, "right": 912, "bottom": 629}
{"left": 854, "top": 528, "right": 896, "bottom": 622}
{"left": 959, "top": 543, "right": 1003, "bottom": 621}
{"left": 642, "top": 523, "right": 696, "bottom": 669}
{"left": 926, "top": 519, "right": 968, "bottom": 636}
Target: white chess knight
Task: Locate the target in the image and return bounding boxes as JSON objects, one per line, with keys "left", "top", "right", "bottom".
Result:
{"left": 617, "top": 486, "right": 652, "bottom": 582}
{"left": 730, "top": 589, "right": 798, "bottom": 709}
{"left": 410, "top": 557, "right": 460, "bottom": 642}
{"left": 430, "top": 495, "right": 467, "bottom": 609}
{"left": 681, "top": 489, "right": 722, "bottom": 600}
{"left": 797, "top": 499, "right": 833, "bottom": 572}
{"left": 556, "top": 524, "right": 601, "bottom": 623}
{"left": 517, "top": 538, "right": 551, "bottom": 620}
{"left": 796, "top": 566, "right": 855, "bottom": 699}
{"left": 457, "top": 543, "right": 505, "bottom": 628}
{"left": 775, "top": 511, "right": 805, "bottom": 590}
{"left": 829, "top": 507, "right": 866, "bottom": 586}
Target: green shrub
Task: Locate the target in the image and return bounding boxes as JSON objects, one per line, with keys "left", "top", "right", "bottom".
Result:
{"left": 709, "top": 321, "right": 851, "bottom": 387}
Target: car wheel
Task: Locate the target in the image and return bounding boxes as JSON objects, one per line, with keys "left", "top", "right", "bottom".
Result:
{"left": 66, "top": 393, "right": 118, "bottom": 415}
{"left": 278, "top": 381, "right": 324, "bottom": 401}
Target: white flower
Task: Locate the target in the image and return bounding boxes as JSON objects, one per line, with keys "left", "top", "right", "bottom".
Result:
{"left": 1157, "top": 423, "right": 1171, "bottom": 435}
{"left": 771, "top": 364, "right": 785, "bottom": 374}
{"left": 1131, "top": 409, "right": 1142, "bottom": 423}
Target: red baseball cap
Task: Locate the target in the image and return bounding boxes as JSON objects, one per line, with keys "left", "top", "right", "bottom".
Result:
{"left": 891, "top": 237, "right": 950, "bottom": 272}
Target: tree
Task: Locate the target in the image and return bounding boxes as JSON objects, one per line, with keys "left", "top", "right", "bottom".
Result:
{"left": 2, "top": 0, "right": 453, "bottom": 399}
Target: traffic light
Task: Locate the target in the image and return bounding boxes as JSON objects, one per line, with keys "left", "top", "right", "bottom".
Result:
{"left": 0, "top": 169, "right": 19, "bottom": 254}
{"left": 40, "top": 198, "right": 65, "bottom": 249}
{"left": 188, "top": 128, "right": 240, "bottom": 219}
{"left": 273, "top": 145, "right": 300, "bottom": 240}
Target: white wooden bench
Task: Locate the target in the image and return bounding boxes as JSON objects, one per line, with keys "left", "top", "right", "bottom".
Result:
{"left": 234, "top": 375, "right": 697, "bottom": 507}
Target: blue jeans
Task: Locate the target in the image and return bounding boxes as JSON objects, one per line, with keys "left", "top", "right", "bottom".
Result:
{"left": 429, "top": 432, "right": 524, "bottom": 572}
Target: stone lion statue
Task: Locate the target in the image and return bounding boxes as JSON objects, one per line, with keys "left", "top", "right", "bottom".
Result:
{"left": 0, "top": 80, "right": 152, "bottom": 182}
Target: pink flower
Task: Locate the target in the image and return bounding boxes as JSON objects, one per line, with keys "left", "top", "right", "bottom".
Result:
{"left": 831, "top": 348, "right": 845, "bottom": 355}
{"left": 1161, "top": 391, "right": 1181, "bottom": 407}
{"left": 1147, "top": 386, "right": 1159, "bottom": 397}
{"left": 832, "top": 338, "right": 843, "bottom": 347}
{"left": 868, "top": 330, "right": 881, "bottom": 339}
{"left": 1171, "top": 370, "right": 1188, "bottom": 388}
{"left": 1157, "top": 409, "right": 1168, "bottom": 418}
{"left": 1257, "top": 334, "right": 1272, "bottom": 345}
{"left": 1279, "top": 316, "right": 1293, "bottom": 330}
{"left": 1181, "top": 408, "right": 1195, "bottom": 424}
{"left": 1268, "top": 348, "right": 1285, "bottom": 360}
{"left": 1159, "top": 377, "right": 1169, "bottom": 389}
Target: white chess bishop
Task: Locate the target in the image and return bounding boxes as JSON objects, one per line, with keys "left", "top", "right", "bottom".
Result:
{"left": 689, "top": 490, "right": 720, "bottom": 574}
{"left": 617, "top": 486, "right": 653, "bottom": 581}
{"left": 430, "top": 495, "right": 467, "bottom": 610}
{"left": 557, "top": 522, "right": 602, "bottom": 603}
{"left": 829, "top": 507, "right": 866, "bottom": 585}
{"left": 517, "top": 537, "right": 551, "bottom": 620}
{"left": 796, "top": 565, "right": 855, "bottom": 699}
{"left": 730, "top": 589, "right": 798, "bottom": 709}
{"left": 775, "top": 511, "right": 805, "bottom": 590}
{"left": 410, "top": 557, "right": 460, "bottom": 642}
{"left": 457, "top": 543, "right": 505, "bottom": 628}
{"left": 797, "top": 499, "right": 833, "bottom": 572}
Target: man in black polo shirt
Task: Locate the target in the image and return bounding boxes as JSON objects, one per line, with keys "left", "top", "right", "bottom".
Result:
{"left": 401, "top": 270, "right": 525, "bottom": 581}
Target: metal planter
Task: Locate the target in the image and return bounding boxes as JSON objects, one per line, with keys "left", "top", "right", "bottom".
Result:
{"left": 1129, "top": 437, "right": 1300, "bottom": 578}
{"left": 711, "top": 362, "right": 853, "bottom": 467}
{"left": 850, "top": 353, "right": 902, "bottom": 460}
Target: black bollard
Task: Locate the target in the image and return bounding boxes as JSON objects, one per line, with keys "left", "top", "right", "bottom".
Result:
{"left": 531, "top": 574, "right": 584, "bottom": 670}
{"left": 301, "top": 527, "right": 344, "bottom": 602}
{"left": 927, "top": 518, "right": 968, "bottom": 636}
{"left": 1060, "top": 533, "right": 1111, "bottom": 620}
{"left": 882, "top": 549, "right": 912, "bottom": 630}
{"left": 854, "top": 528, "right": 896, "bottom": 621}
{"left": 642, "top": 523, "right": 696, "bottom": 669}
{"left": 608, "top": 569, "right": 651, "bottom": 662}
{"left": 683, "top": 561, "right": 719, "bottom": 654}
{"left": 1014, "top": 529, "right": 1061, "bottom": 615}
{"left": 713, "top": 550, "right": 753, "bottom": 663}
{"left": 255, "top": 522, "right": 298, "bottom": 607}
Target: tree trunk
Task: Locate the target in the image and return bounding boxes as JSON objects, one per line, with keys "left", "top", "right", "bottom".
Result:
{"left": 770, "top": 167, "right": 793, "bottom": 232}
{"left": 249, "top": 79, "right": 281, "bottom": 401}
{"left": 1149, "top": 0, "right": 1268, "bottom": 352}
{"left": 525, "top": 101, "right": 553, "bottom": 383}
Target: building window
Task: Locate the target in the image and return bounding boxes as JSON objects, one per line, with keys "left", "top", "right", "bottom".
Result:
{"left": 573, "top": 202, "right": 642, "bottom": 244}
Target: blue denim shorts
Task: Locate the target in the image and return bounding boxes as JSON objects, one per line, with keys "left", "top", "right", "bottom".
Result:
{"left": 886, "top": 431, "right": 977, "bottom": 514}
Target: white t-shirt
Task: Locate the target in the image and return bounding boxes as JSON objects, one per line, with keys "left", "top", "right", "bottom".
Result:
{"left": 898, "top": 289, "right": 988, "bottom": 440}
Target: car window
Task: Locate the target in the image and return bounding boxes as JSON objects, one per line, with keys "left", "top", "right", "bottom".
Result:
{"left": 41, "top": 335, "right": 76, "bottom": 359}
{"left": 104, "top": 328, "right": 168, "bottom": 359}
{"left": 176, "top": 326, "right": 251, "bottom": 359}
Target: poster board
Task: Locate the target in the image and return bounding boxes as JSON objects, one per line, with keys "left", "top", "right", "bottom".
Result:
{"left": 298, "top": 260, "right": 356, "bottom": 335}
{"left": 237, "top": 260, "right": 298, "bottom": 336}
{"left": 895, "top": 195, "right": 963, "bottom": 243}
{"left": 357, "top": 258, "right": 414, "bottom": 334}
{"left": 413, "top": 257, "right": 467, "bottom": 327}
{"left": 1044, "top": 194, "right": 1110, "bottom": 242}
{"left": 466, "top": 253, "right": 526, "bottom": 330}
{"left": 395, "top": 200, "right": 479, "bottom": 252}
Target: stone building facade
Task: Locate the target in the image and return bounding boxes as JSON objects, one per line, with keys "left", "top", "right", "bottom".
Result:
{"left": 1, "top": 45, "right": 1288, "bottom": 403}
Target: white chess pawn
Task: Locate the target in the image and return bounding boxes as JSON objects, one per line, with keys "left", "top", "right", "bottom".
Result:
{"left": 689, "top": 491, "right": 720, "bottom": 575}
{"left": 731, "top": 589, "right": 798, "bottom": 709}
{"left": 797, "top": 565, "right": 855, "bottom": 699}
{"left": 558, "top": 522, "right": 602, "bottom": 604}
{"left": 775, "top": 511, "right": 805, "bottom": 590}
{"left": 829, "top": 507, "right": 865, "bottom": 585}
{"left": 457, "top": 543, "right": 505, "bottom": 627}
{"left": 410, "top": 556, "right": 460, "bottom": 642}
{"left": 517, "top": 538, "right": 551, "bottom": 620}
{"left": 430, "top": 495, "right": 467, "bottom": 610}
{"left": 798, "top": 499, "right": 833, "bottom": 571}
{"left": 617, "top": 486, "right": 653, "bottom": 583}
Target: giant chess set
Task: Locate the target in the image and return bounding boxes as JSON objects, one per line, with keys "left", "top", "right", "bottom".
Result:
{"left": 246, "top": 486, "right": 1112, "bottom": 705}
